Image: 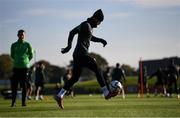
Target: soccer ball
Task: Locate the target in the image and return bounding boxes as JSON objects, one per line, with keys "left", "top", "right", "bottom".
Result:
{"left": 109, "top": 80, "right": 123, "bottom": 92}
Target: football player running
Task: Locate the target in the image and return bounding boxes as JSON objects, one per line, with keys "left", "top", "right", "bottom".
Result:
{"left": 55, "top": 9, "right": 118, "bottom": 109}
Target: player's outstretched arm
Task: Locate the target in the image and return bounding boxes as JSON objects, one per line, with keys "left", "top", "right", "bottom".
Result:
{"left": 91, "top": 36, "right": 107, "bottom": 47}
{"left": 61, "top": 26, "right": 80, "bottom": 54}
{"left": 61, "top": 46, "right": 71, "bottom": 54}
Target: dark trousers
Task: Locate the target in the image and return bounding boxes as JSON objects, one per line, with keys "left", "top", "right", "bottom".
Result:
{"left": 64, "top": 55, "right": 105, "bottom": 90}
{"left": 11, "top": 68, "right": 28, "bottom": 106}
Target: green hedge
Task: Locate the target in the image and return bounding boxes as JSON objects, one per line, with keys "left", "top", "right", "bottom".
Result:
{"left": 0, "top": 76, "right": 157, "bottom": 95}
{"left": 43, "top": 76, "right": 157, "bottom": 94}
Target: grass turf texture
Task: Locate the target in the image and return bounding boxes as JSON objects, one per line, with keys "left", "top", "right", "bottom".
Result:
{"left": 0, "top": 94, "right": 180, "bottom": 117}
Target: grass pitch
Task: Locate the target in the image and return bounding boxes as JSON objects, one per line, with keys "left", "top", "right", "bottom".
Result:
{"left": 0, "top": 94, "right": 180, "bottom": 117}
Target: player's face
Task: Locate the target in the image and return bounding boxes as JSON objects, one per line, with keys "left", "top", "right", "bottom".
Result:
{"left": 18, "top": 32, "right": 25, "bottom": 40}
{"left": 96, "top": 21, "right": 101, "bottom": 26}
{"left": 91, "top": 18, "right": 101, "bottom": 28}
{"left": 95, "top": 19, "right": 101, "bottom": 26}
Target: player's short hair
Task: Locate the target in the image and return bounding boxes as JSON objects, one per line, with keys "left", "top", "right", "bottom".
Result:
{"left": 116, "top": 63, "right": 120, "bottom": 67}
{"left": 92, "top": 9, "right": 104, "bottom": 22}
{"left": 18, "top": 29, "right": 25, "bottom": 35}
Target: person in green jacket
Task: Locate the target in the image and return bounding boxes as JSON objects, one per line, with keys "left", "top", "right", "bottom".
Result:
{"left": 10, "top": 29, "right": 33, "bottom": 107}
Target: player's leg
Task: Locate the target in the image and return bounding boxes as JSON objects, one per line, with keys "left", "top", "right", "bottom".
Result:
{"left": 177, "top": 77, "right": 180, "bottom": 98}
{"left": 70, "top": 88, "right": 74, "bottom": 98}
{"left": 10, "top": 76, "right": 18, "bottom": 107}
{"left": 20, "top": 68, "right": 28, "bottom": 106}
{"left": 121, "top": 86, "right": 125, "bottom": 99}
{"left": 120, "top": 80, "right": 125, "bottom": 99}
{"left": 39, "top": 83, "right": 44, "bottom": 100}
{"left": 56, "top": 61, "right": 82, "bottom": 109}
{"left": 103, "top": 74, "right": 111, "bottom": 92}
{"left": 159, "top": 82, "right": 164, "bottom": 96}
{"left": 62, "top": 62, "right": 82, "bottom": 95}
{"left": 35, "top": 83, "right": 40, "bottom": 100}
{"left": 163, "top": 84, "right": 167, "bottom": 96}
{"left": 26, "top": 81, "right": 31, "bottom": 100}
{"left": 84, "top": 56, "right": 105, "bottom": 87}
{"left": 173, "top": 77, "right": 179, "bottom": 98}
{"left": 82, "top": 55, "right": 118, "bottom": 99}
{"left": 20, "top": 78, "right": 27, "bottom": 106}
{"left": 154, "top": 82, "right": 158, "bottom": 96}
{"left": 28, "top": 85, "right": 33, "bottom": 100}
{"left": 167, "top": 77, "right": 173, "bottom": 97}
{"left": 26, "top": 80, "right": 33, "bottom": 100}
{"left": 163, "top": 78, "right": 168, "bottom": 96}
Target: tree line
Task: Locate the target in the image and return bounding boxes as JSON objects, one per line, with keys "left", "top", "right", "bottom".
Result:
{"left": 0, "top": 53, "right": 137, "bottom": 83}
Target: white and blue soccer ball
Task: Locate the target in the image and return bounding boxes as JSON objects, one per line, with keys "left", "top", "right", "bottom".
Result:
{"left": 109, "top": 80, "right": 123, "bottom": 92}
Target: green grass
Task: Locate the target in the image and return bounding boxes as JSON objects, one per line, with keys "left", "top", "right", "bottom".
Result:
{"left": 0, "top": 94, "right": 180, "bottom": 117}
